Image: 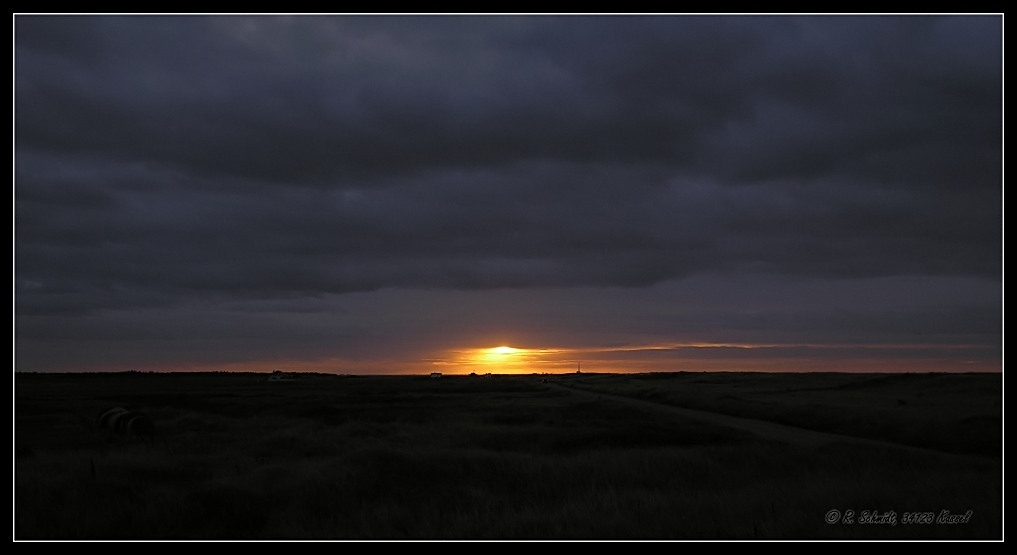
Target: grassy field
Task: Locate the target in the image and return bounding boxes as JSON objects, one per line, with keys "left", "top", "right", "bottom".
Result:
{"left": 14, "top": 371, "right": 1002, "bottom": 540}
{"left": 558, "top": 371, "right": 1003, "bottom": 457}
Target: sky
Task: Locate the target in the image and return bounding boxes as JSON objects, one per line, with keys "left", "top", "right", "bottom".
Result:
{"left": 14, "top": 14, "right": 1003, "bottom": 375}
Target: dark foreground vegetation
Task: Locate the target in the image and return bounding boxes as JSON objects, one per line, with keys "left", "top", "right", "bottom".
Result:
{"left": 14, "top": 371, "right": 1001, "bottom": 540}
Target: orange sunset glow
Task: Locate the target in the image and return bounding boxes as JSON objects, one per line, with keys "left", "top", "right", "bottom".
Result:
{"left": 436, "top": 345, "right": 570, "bottom": 374}
{"left": 119, "top": 338, "right": 1001, "bottom": 377}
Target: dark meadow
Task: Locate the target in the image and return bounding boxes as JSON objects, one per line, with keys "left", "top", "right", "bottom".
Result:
{"left": 14, "top": 370, "right": 1001, "bottom": 540}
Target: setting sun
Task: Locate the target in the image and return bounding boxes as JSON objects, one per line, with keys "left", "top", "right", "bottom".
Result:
{"left": 481, "top": 346, "right": 524, "bottom": 364}
{"left": 438, "top": 345, "right": 577, "bottom": 374}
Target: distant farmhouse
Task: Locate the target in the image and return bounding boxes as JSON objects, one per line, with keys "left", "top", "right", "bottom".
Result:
{"left": 430, "top": 372, "right": 442, "bottom": 379}
{"left": 267, "top": 370, "right": 295, "bottom": 382}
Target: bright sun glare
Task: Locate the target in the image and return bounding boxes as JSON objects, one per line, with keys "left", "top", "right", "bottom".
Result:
{"left": 477, "top": 346, "right": 527, "bottom": 367}
{"left": 463, "top": 343, "right": 532, "bottom": 370}
{"left": 451, "top": 345, "right": 570, "bottom": 374}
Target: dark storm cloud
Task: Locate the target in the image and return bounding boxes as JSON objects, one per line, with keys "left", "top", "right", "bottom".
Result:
{"left": 14, "top": 15, "right": 1002, "bottom": 372}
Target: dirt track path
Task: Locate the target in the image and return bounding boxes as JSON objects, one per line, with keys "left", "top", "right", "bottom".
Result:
{"left": 543, "top": 381, "right": 987, "bottom": 460}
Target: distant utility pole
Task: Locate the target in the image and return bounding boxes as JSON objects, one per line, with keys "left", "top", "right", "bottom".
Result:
{"left": 577, "top": 361, "right": 581, "bottom": 374}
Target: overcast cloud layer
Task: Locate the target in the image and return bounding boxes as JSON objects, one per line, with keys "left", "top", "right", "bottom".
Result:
{"left": 14, "top": 15, "right": 1002, "bottom": 373}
